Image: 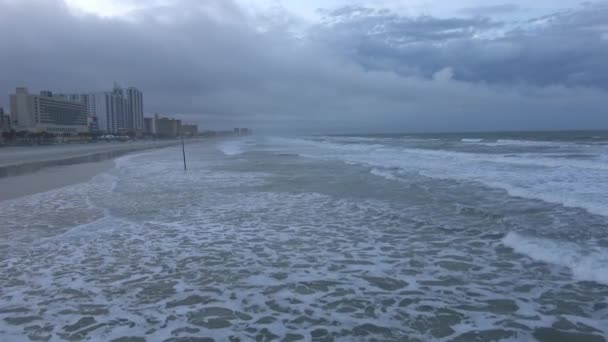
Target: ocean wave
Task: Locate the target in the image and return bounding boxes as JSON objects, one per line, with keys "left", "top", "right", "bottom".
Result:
{"left": 461, "top": 138, "right": 484, "bottom": 143}
{"left": 322, "top": 136, "right": 381, "bottom": 143}
{"left": 276, "top": 137, "right": 608, "bottom": 217}
{"left": 478, "top": 139, "right": 566, "bottom": 148}
{"left": 218, "top": 140, "right": 246, "bottom": 156}
{"left": 478, "top": 180, "right": 608, "bottom": 217}
{"left": 370, "top": 168, "right": 400, "bottom": 181}
{"left": 502, "top": 232, "right": 608, "bottom": 285}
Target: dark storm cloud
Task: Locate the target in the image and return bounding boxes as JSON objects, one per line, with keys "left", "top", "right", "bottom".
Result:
{"left": 0, "top": 0, "right": 607, "bottom": 133}
{"left": 315, "top": 2, "right": 608, "bottom": 89}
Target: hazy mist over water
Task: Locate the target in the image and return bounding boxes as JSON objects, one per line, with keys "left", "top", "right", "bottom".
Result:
{"left": 2, "top": 0, "right": 608, "bottom": 340}
{"left": 1, "top": 131, "right": 607, "bottom": 341}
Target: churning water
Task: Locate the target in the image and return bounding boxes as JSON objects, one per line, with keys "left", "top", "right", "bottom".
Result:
{"left": 1, "top": 131, "right": 608, "bottom": 341}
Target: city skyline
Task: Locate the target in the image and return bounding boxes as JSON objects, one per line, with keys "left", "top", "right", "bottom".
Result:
{"left": 1, "top": 0, "right": 607, "bottom": 133}
{"left": 7, "top": 84, "right": 145, "bottom": 136}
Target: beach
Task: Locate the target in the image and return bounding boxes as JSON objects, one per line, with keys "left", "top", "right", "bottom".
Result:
{"left": 0, "top": 141, "right": 182, "bottom": 201}
{"left": 0, "top": 160, "right": 114, "bottom": 202}
{"left": 0, "top": 141, "right": 181, "bottom": 178}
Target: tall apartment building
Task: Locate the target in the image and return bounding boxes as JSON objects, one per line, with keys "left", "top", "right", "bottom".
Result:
{"left": 85, "top": 90, "right": 127, "bottom": 134}
{"left": 126, "top": 87, "right": 143, "bottom": 134}
{"left": 9, "top": 87, "right": 87, "bottom": 134}
{"left": 69, "top": 84, "right": 143, "bottom": 135}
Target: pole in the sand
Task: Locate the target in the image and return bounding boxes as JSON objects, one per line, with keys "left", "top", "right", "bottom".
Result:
{"left": 181, "top": 135, "right": 187, "bottom": 171}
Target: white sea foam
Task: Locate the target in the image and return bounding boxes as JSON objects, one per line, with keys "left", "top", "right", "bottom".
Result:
{"left": 3, "top": 141, "right": 608, "bottom": 340}
{"left": 370, "top": 168, "right": 399, "bottom": 181}
{"left": 502, "top": 232, "right": 608, "bottom": 285}
{"left": 218, "top": 139, "right": 247, "bottom": 155}
{"left": 322, "top": 136, "right": 381, "bottom": 143}
{"left": 275, "top": 137, "right": 608, "bottom": 217}
{"left": 478, "top": 139, "right": 567, "bottom": 148}
{"left": 461, "top": 138, "right": 484, "bottom": 143}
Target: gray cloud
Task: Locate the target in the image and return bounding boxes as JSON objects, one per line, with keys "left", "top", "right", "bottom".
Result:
{"left": 0, "top": 0, "right": 607, "bottom": 133}
{"left": 314, "top": 2, "right": 608, "bottom": 89}
{"left": 459, "top": 4, "right": 521, "bottom": 16}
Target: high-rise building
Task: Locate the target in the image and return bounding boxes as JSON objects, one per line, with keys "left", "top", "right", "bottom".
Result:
{"left": 69, "top": 87, "right": 127, "bottom": 134}
{"left": 0, "top": 107, "right": 7, "bottom": 132}
{"left": 63, "top": 94, "right": 97, "bottom": 131}
{"left": 126, "top": 87, "right": 143, "bottom": 134}
{"left": 69, "top": 84, "right": 141, "bottom": 135}
{"left": 9, "top": 88, "right": 87, "bottom": 134}
{"left": 95, "top": 90, "right": 127, "bottom": 134}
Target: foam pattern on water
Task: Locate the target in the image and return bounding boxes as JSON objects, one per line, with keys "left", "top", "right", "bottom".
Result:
{"left": 1, "top": 145, "right": 607, "bottom": 341}
{"left": 270, "top": 136, "right": 608, "bottom": 217}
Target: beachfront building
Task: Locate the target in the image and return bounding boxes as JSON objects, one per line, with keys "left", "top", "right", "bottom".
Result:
{"left": 0, "top": 107, "right": 12, "bottom": 145}
{"left": 92, "top": 87, "right": 128, "bottom": 134}
{"left": 156, "top": 118, "right": 181, "bottom": 138}
{"left": 72, "top": 87, "right": 125, "bottom": 134}
{"left": 0, "top": 107, "right": 11, "bottom": 134}
{"left": 9, "top": 87, "right": 87, "bottom": 134}
{"left": 233, "top": 127, "right": 251, "bottom": 136}
{"left": 155, "top": 115, "right": 182, "bottom": 138}
{"left": 126, "top": 87, "right": 144, "bottom": 135}
{"left": 63, "top": 94, "right": 99, "bottom": 133}
{"left": 143, "top": 117, "right": 156, "bottom": 135}
{"left": 68, "top": 84, "right": 143, "bottom": 135}
{"left": 181, "top": 123, "right": 198, "bottom": 137}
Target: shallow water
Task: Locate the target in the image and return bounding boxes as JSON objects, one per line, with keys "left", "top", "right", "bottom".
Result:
{"left": 1, "top": 132, "right": 607, "bottom": 341}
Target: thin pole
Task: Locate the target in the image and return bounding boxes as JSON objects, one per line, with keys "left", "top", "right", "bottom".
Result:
{"left": 181, "top": 135, "right": 187, "bottom": 171}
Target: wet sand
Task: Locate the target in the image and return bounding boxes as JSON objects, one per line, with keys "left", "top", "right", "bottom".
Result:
{"left": 0, "top": 160, "right": 114, "bottom": 202}
{"left": 0, "top": 141, "right": 180, "bottom": 177}
{"left": 0, "top": 140, "right": 183, "bottom": 201}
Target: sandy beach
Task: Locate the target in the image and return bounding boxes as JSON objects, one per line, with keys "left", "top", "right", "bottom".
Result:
{"left": 0, "top": 160, "right": 114, "bottom": 202}
{"left": 0, "top": 140, "right": 182, "bottom": 201}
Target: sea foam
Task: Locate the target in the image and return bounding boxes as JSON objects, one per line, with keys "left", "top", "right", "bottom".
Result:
{"left": 218, "top": 140, "right": 247, "bottom": 156}
{"left": 276, "top": 137, "right": 608, "bottom": 218}
{"left": 502, "top": 232, "right": 608, "bottom": 285}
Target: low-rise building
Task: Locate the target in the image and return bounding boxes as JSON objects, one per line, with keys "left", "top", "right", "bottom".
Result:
{"left": 143, "top": 117, "right": 156, "bottom": 135}
{"left": 155, "top": 116, "right": 181, "bottom": 138}
{"left": 9, "top": 88, "right": 88, "bottom": 134}
{"left": 181, "top": 123, "right": 198, "bottom": 137}
{"left": 233, "top": 127, "right": 251, "bottom": 135}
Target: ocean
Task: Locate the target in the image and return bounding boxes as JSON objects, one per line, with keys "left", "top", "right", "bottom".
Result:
{"left": 1, "top": 131, "right": 607, "bottom": 341}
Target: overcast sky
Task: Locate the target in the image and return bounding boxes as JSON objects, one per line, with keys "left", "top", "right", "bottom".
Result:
{"left": 1, "top": 0, "right": 607, "bottom": 133}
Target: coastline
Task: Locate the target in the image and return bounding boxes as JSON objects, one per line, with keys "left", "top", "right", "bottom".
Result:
{"left": 0, "top": 140, "right": 181, "bottom": 178}
{"left": 0, "top": 160, "right": 115, "bottom": 202}
{"left": 0, "top": 140, "right": 185, "bottom": 202}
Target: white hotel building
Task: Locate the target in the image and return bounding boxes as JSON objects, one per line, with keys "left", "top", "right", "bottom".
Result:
{"left": 71, "top": 85, "right": 144, "bottom": 135}
{"left": 9, "top": 88, "right": 88, "bottom": 134}
{"left": 126, "top": 87, "right": 144, "bottom": 133}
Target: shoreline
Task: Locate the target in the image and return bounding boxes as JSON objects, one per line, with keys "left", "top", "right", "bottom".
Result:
{"left": 0, "top": 139, "right": 194, "bottom": 202}
{"left": 0, "top": 160, "right": 115, "bottom": 202}
{"left": 0, "top": 140, "right": 183, "bottom": 178}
